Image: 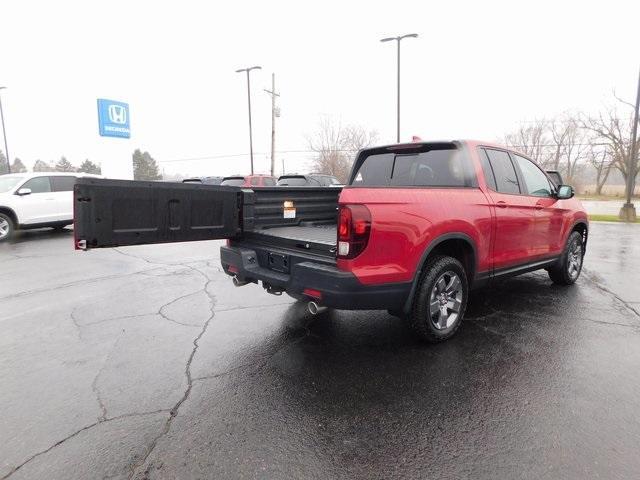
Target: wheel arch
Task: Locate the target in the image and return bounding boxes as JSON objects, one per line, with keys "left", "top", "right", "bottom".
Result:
{"left": 402, "top": 233, "right": 477, "bottom": 313}
{"left": 0, "top": 206, "right": 18, "bottom": 225}
{"left": 570, "top": 219, "right": 588, "bottom": 252}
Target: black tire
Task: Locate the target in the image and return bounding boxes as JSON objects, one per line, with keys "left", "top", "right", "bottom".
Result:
{"left": 52, "top": 224, "right": 70, "bottom": 232}
{"left": 548, "top": 231, "right": 584, "bottom": 285}
{"left": 410, "top": 255, "right": 469, "bottom": 343}
{"left": 0, "top": 213, "right": 15, "bottom": 242}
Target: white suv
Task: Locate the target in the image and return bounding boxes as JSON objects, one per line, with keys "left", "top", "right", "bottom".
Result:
{"left": 0, "top": 172, "right": 101, "bottom": 241}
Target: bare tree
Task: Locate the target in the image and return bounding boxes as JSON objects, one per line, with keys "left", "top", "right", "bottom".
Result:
{"left": 307, "top": 118, "right": 378, "bottom": 182}
{"left": 558, "top": 116, "right": 588, "bottom": 184}
{"left": 582, "top": 102, "right": 640, "bottom": 191}
{"left": 504, "top": 120, "right": 548, "bottom": 165}
{"left": 587, "top": 146, "right": 614, "bottom": 195}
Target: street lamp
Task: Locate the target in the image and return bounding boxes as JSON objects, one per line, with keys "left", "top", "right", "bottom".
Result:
{"left": 620, "top": 67, "right": 640, "bottom": 221}
{"left": 235, "top": 66, "right": 262, "bottom": 174}
{"left": 380, "top": 33, "right": 418, "bottom": 143}
{"left": 0, "top": 87, "right": 10, "bottom": 173}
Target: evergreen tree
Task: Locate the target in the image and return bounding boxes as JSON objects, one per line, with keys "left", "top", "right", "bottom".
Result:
{"left": 79, "top": 159, "right": 101, "bottom": 174}
{"left": 0, "top": 150, "right": 7, "bottom": 174}
{"left": 33, "top": 159, "right": 54, "bottom": 172}
{"left": 55, "top": 156, "right": 76, "bottom": 172}
{"left": 11, "top": 158, "right": 27, "bottom": 173}
{"left": 132, "top": 149, "right": 161, "bottom": 180}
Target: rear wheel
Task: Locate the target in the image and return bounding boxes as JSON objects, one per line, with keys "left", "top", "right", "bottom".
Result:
{"left": 0, "top": 213, "right": 15, "bottom": 242}
{"left": 410, "top": 255, "right": 468, "bottom": 343}
{"left": 548, "top": 231, "right": 584, "bottom": 285}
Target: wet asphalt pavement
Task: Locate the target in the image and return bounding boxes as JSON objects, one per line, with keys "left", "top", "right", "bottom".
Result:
{"left": 1, "top": 222, "right": 639, "bottom": 480}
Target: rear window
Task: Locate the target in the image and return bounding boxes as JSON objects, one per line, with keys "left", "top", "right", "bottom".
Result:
{"left": 262, "top": 177, "right": 276, "bottom": 186}
{"left": 220, "top": 178, "right": 245, "bottom": 186}
{"left": 351, "top": 144, "right": 474, "bottom": 187}
{"left": 277, "top": 176, "right": 308, "bottom": 186}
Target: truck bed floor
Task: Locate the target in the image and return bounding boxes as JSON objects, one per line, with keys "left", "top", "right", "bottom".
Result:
{"left": 256, "top": 225, "right": 337, "bottom": 247}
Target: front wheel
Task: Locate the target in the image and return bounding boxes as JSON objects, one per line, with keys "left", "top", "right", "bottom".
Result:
{"left": 0, "top": 213, "right": 15, "bottom": 242}
{"left": 410, "top": 255, "right": 469, "bottom": 343}
{"left": 548, "top": 231, "right": 584, "bottom": 285}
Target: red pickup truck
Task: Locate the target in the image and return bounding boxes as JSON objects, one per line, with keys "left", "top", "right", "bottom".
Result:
{"left": 74, "top": 140, "right": 588, "bottom": 342}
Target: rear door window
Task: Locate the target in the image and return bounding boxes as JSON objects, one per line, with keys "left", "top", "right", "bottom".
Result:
{"left": 51, "top": 176, "right": 77, "bottom": 192}
{"left": 484, "top": 149, "right": 520, "bottom": 194}
{"left": 352, "top": 144, "right": 474, "bottom": 187}
{"left": 21, "top": 176, "right": 52, "bottom": 193}
{"left": 478, "top": 149, "right": 497, "bottom": 191}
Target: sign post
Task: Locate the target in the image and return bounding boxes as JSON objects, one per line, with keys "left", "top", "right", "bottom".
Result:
{"left": 97, "top": 98, "right": 133, "bottom": 179}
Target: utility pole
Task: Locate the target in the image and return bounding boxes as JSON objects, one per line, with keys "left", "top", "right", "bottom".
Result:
{"left": 235, "top": 66, "right": 261, "bottom": 174}
{"left": 380, "top": 34, "right": 418, "bottom": 143}
{"left": 264, "top": 73, "right": 280, "bottom": 177}
{"left": 0, "top": 87, "right": 10, "bottom": 173}
{"left": 620, "top": 66, "right": 640, "bottom": 222}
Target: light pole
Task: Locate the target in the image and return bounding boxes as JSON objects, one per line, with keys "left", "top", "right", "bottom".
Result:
{"left": 380, "top": 34, "right": 418, "bottom": 143}
{"left": 264, "top": 73, "right": 280, "bottom": 177}
{"left": 620, "top": 67, "right": 640, "bottom": 221}
{"left": 236, "top": 66, "right": 261, "bottom": 174}
{"left": 0, "top": 87, "right": 10, "bottom": 173}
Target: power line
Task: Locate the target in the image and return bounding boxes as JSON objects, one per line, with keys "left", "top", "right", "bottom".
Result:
{"left": 158, "top": 149, "right": 359, "bottom": 163}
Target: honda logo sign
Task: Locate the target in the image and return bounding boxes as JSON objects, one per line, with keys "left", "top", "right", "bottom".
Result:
{"left": 108, "top": 104, "right": 127, "bottom": 124}
{"left": 97, "top": 99, "right": 130, "bottom": 138}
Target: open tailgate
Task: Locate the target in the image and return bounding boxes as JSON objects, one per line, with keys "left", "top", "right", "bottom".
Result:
{"left": 74, "top": 178, "right": 242, "bottom": 249}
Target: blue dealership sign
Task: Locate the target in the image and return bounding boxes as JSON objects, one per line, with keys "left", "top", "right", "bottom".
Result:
{"left": 97, "top": 99, "right": 130, "bottom": 138}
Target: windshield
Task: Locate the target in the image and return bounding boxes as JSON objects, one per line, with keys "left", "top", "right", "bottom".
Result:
{"left": 0, "top": 175, "right": 25, "bottom": 193}
{"left": 277, "top": 176, "right": 308, "bottom": 186}
{"left": 221, "top": 178, "right": 245, "bottom": 186}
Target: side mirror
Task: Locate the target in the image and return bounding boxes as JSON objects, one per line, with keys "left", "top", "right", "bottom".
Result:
{"left": 556, "top": 185, "right": 574, "bottom": 200}
{"left": 16, "top": 188, "right": 32, "bottom": 196}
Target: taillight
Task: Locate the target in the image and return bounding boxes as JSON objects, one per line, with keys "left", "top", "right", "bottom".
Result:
{"left": 337, "top": 204, "right": 371, "bottom": 259}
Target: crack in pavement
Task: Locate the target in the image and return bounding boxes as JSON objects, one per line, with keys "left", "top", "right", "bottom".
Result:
{"left": 128, "top": 268, "right": 216, "bottom": 479}
{"left": 91, "top": 333, "right": 126, "bottom": 423}
{"left": 583, "top": 269, "right": 640, "bottom": 319}
{"left": 0, "top": 410, "right": 170, "bottom": 480}
{"left": 0, "top": 267, "right": 170, "bottom": 301}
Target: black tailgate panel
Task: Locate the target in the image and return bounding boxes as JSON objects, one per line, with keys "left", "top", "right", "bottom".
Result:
{"left": 74, "top": 178, "right": 242, "bottom": 249}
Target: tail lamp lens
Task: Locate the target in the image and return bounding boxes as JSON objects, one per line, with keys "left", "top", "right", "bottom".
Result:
{"left": 337, "top": 204, "right": 371, "bottom": 259}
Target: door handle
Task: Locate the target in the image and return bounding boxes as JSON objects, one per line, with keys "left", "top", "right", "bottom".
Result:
{"left": 496, "top": 201, "right": 507, "bottom": 209}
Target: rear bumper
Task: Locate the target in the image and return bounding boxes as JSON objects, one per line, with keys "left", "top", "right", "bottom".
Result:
{"left": 220, "top": 245, "right": 411, "bottom": 310}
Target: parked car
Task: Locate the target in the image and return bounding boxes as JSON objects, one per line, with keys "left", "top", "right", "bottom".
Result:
{"left": 0, "top": 172, "right": 102, "bottom": 241}
{"left": 220, "top": 174, "right": 277, "bottom": 187}
{"left": 73, "top": 140, "right": 588, "bottom": 343}
{"left": 182, "top": 176, "right": 224, "bottom": 185}
{"left": 277, "top": 173, "right": 341, "bottom": 186}
{"left": 545, "top": 170, "right": 563, "bottom": 187}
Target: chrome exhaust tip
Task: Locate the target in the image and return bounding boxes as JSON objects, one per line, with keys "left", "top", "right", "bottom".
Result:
{"left": 307, "top": 301, "right": 328, "bottom": 315}
{"left": 232, "top": 276, "right": 249, "bottom": 287}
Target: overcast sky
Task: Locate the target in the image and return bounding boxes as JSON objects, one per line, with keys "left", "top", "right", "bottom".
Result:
{"left": 1, "top": 0, "right": 638, "bottom": 177}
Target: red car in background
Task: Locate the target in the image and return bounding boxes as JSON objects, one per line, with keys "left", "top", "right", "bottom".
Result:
{"left": 220, "top": 174, "right": 277, "bottom": 187}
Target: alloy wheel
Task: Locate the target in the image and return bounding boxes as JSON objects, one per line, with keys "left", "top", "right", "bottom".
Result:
{"left": 429, "top": 271, "right": 463, "bottom": 330}
{"left": 567, "top": 238, "right": 583, "bottom": 280}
